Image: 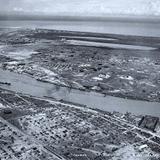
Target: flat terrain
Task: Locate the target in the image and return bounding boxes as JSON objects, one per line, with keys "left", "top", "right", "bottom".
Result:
{"left": 1, "top": 28, "right": 160, "bottom": 102}
{"left": 0, "top": 28, "right": 160, "bottom": 159}
{"left": 0, "top": 87, "right": 160, "bottom": 159}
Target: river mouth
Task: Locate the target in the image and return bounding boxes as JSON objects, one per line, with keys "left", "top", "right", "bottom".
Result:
{"left": 0, "top": 68, "right": 160, "bottom": 117}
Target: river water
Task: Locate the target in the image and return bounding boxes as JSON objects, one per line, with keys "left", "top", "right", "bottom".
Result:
{"left": 0, "top": 69, "right": 160, "bottom": 117}
{"left": 0, "top": 19, "right": 160, "bottom": 116}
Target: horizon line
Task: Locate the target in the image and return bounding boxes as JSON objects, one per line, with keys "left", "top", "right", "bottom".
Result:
{"left": 0, "top": 14, "right": 160, "bottom": 23}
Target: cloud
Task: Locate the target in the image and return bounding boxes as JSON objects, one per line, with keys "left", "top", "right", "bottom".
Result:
{"left": 0, "top": 0, "right": 160, "bottom": 16}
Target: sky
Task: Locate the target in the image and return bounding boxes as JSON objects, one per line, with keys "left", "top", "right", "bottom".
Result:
{"left": 0, "top": 0, "right": 160, "bottom": 17}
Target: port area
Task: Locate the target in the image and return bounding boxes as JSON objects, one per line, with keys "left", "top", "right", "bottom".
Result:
{"left": 0, "top": 87, "right": 160, "bottom": 159}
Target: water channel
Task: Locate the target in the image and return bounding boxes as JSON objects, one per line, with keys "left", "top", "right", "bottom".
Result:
{"left": 0, "top": 68, "right": 160, "bottom": 116}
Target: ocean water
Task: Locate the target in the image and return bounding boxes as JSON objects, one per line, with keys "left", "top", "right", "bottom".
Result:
{"left": 0, "top": 19, "right": 160, "bottom": 37}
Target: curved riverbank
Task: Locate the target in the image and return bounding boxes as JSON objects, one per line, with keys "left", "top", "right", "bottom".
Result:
{"left": 0, "top": 68, "right": 160, "bottom": 117}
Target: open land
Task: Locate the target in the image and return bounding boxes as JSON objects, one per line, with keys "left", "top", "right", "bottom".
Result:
{"left": 0, "top": 28, "right": 160, "bottom": 102}
{"left": 0, "top": 28, "right": 160, "bottom": 159}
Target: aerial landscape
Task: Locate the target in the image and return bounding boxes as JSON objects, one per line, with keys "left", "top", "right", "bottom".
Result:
{"left": 0, "top": 0, "right": 160, "bottom": 159}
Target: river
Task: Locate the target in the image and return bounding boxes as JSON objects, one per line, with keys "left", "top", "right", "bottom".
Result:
{"left": 0, "top": 68, "right": 160, "bottom": 116}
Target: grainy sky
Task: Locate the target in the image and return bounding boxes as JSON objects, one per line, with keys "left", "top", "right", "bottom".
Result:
{"left": 0, "top": 0, "right": 160, "bottom": 16}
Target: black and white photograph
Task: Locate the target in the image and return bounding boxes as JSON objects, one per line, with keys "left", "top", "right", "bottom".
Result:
{"left": 0, "top": 0, "right": 160, "bottom": 159}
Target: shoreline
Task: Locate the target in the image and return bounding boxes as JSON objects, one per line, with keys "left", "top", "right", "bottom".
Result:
{"left": 0, "top": 28, "right": 160, "bottom": 104}
{"left": 0, "top": 86, "right": 160, "bottom": 159}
